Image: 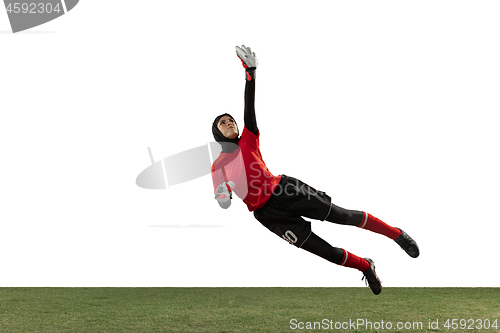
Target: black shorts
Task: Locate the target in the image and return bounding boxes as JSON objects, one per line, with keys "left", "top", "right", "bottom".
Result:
{"left": 253, "top": 175, "right": 332, "bottom": 248}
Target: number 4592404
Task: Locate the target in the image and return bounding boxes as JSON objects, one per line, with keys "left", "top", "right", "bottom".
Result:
{"left": 6, "top": 3, "right": 62, "bottom": 14}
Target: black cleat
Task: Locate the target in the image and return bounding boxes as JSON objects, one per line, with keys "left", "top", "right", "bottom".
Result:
{"left": 362, "top": 258, "right": 382, "bottom": 295}
{"left": 395, "top": 228, "right": 420, "bottom": 258}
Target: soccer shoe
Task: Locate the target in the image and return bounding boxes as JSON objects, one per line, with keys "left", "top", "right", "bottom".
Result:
{"left": 394, "top": 228, "right": 420, "bottom": 258}
{"left": 362, "top": 258, "right": 382, "bottom": 295}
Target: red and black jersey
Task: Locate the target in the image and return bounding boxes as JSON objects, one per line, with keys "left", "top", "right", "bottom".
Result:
{"left": 211, "top": 127, "right": 281, "bottom": 211}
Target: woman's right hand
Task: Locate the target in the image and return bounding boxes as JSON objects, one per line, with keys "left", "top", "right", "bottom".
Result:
{"left": 235, "top": 45, "right": 258, "bottom": 69}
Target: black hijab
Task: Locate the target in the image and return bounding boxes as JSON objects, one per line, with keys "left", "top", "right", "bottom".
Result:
{"left": 212, "top": 113, "right": 240, "bottom": 153}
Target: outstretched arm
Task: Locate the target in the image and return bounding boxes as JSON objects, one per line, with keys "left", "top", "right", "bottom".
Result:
{"left": 236, "top": 45, "right": 258, "bottom": 136}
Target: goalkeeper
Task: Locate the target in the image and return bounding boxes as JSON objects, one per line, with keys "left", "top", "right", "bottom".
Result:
{"left": 211, "top": 45, "right": 419, "bottom": 295}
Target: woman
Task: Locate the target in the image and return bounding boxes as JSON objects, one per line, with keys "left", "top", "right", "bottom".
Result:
{"left": 211, "top": 45, "right": 419, "bottom": 295}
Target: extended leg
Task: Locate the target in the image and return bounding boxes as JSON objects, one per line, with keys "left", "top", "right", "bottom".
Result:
{"left": 324, "top": 203, "right": 364, "bottom": 226}
{"left": 324, "top": 203, "right": 419, "bottom": 258}
{"left": 325, "top": 203, "right": 401, "bottom": 240}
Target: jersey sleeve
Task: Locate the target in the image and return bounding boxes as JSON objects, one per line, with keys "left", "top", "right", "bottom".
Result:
{"left": 211, "top": 163, "right": 224, "bottom": 193}
{"left": 240, "top": 126, "right": 260, "bottom": 151}
{"left": 244, "top": 68, "right": 258, "bottom": 136}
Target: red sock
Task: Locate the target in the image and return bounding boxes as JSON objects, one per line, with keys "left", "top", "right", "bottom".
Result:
{"left": 339, "top": 249, "right": 369, "bottom": 272}
{"left": 359, "top": 212, "right": 402, "bottom": 240}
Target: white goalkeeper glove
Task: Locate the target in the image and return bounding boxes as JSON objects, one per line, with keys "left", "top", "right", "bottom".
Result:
{"left": 215, "top": 181, "right": 235, "bottom": 209}
{"left": 235, "top": 45, "right": 258, "bottom": 69}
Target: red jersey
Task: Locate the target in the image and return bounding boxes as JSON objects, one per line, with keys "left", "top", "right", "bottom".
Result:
{"left": 211, "top": 126, "right": 281, "bottom": 211}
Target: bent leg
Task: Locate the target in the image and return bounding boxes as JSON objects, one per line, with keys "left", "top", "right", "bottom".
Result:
{"left": 300, "top": 232, "right": 369, "bottom": 272}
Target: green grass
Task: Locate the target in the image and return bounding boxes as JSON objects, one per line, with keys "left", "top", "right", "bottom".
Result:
{"left": 0, "top": 288, "right": 499, "bottom": 332}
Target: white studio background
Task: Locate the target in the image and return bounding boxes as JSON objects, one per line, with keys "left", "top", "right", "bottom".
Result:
{"left": 1, "top": 1, "right": 499, "bottom": 287}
